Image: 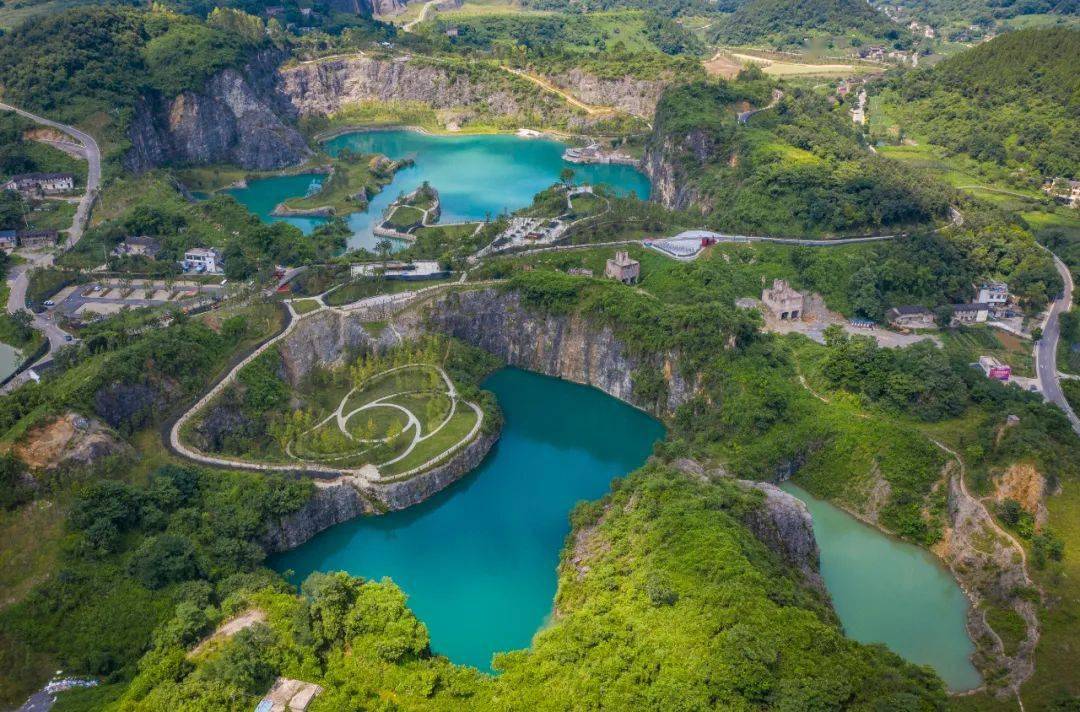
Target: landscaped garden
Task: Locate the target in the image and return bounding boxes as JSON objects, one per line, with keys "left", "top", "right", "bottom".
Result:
{"left": 182, "top": 336, "right": 493, "bottom": 478}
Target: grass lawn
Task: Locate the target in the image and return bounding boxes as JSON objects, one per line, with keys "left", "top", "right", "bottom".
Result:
{"left": 290, "top": 298, "right": 322, "bottom": 315}
{"left": 384, "top": 205, "right": 426, "bottom": 231}
{"left": 24, "top": 200, "right": 75, "bottom": 232}
{"left": 412, "top": 223, "right": 479, "bottom": 242}
{"left": 380, "top": 407, "right": 479, "bottom": 477}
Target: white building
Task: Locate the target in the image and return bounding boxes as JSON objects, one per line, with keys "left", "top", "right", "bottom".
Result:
{"left": 183, "top": 247, "right": 222, "bottom": 273}
{"left": 977, "top": 282, "right": 1009, "bottom": 309}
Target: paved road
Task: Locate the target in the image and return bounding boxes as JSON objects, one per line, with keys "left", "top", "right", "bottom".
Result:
{"left": 1036, "top": 253, "right": 1080, "bottom": 435}
{"left": 0, "top": 102, "right": 100, "bottom": 390}
{"left": 0, "top": 101, "right": 101, "bottom": 248}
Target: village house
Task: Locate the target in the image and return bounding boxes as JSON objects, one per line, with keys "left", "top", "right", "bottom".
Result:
{"left": 17, "top": 229, "right": 58, "bottom": 249}
{"left": 2, "top": 172, "right": 74, "bottom": 197}
{"left": 976, "top": 281, "right": 1012, "bottom": 316}
{"left": 0, "top": 229, "right": 17, "bottom": 251}
{"left": 951, "top": 302, "right": 990, "bottom": 325}
{"left": 183, "top": 247, "right": 223, "bottom": 273}
{"left": 886, "top": 305, "right": 936, "bottom": 330}
{"left": 605, "top": 251, "right": 640, "bottom": 284}
{"left": 1042, "top": 178, "right": 1080, "bottom": 208}
{"left": 113, "top": 235, "right": 162, "bottom": 260}
{"left": 761, "top": 279, "right": 804, "bottom": 320}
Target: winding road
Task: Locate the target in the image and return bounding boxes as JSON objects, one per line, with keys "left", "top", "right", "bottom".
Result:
{"left": 1, "top": 102, "right": 101, "bottom": 391}
{"left": 1036, "top": 252, "right": 1080, "bottom": 435}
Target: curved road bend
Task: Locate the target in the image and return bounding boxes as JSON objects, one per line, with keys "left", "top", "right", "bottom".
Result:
{"left": 1037, "top": 253, "right": 1080, "bottom": 435}
{"left": 0, "top": 102, "right": 102, "bottom": 390}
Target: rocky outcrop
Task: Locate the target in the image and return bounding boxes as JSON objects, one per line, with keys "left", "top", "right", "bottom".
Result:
{"left": 550, "top": 69, "right": 671, "bottom": 118}
{"left": 740, "top": 481, "right": 824, "bottom": 590}
{"left": 11, "top": 411, "right": 132, "bottom": 470}
{"left": 406, "top": 288, "right": 697, "bottom": 414}
{"left": 126, "top": 52, "right": 311, "bottom": 173}
{"left": 262, "top": 477, "right": 373, "bottom": 553}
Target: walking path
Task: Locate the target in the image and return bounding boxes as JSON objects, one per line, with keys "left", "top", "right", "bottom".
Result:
{"left": 499, "top": 66, "right": 615, "bottom": 116}
{"left": 169, "top": 282, "right": 492, "bottom": 477}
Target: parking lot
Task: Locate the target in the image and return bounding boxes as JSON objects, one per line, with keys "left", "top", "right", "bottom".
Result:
{"left": 53, "top": 278, "right": 225, "bottom": 319}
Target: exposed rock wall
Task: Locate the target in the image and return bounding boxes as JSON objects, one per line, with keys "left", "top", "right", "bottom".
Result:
{"left": 740, "top": 481, "right": 824, "bottom": 591}
{"left": 372, "top": 432, "right": 499, "bottom": 511}
{"left": 550, "top": 69, "right": 670, "bottom": 118}
{"left": 642, "top": 130, "right": 715, "bottom": 211}
{"left": 126, "top": 52, "right": 311, "bottom": 173}
{"left": 276, "top": 55, "right": 585, "bottom": 130}
{"left": 262, "top": 478, "right": 373, "bottom": 553}
{"left": 276, "top": 309, "right": 397, "bottom": 386}
{"left": 407, "top": 288, "right": 697, "bottom": 415}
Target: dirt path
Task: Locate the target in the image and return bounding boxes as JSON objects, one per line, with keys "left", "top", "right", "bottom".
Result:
{"left": 498, "top": 66, "right": 615, "bottom": 115}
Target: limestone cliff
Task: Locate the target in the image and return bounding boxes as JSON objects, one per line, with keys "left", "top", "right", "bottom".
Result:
{"left": 642, "top": 129, "right": 714, "bottom": 211}
{"left": 262, "top": 478, "right": 372, "bottom": 553}
{"left": 409, "top": 288, "right": 698, "bottom": 415}
{"left": 550, "top": 69, "right": 670, "bottom": 118}
{"left": 126, "top": 52, "right": 311, "bottom": 173}
{"left": 277, "top": 55, "right": 589, "bottom": 130}
{"left": 740, "top": 481, "right": 824, "bottom": 590}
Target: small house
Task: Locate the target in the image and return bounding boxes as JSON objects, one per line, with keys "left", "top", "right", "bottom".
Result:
{"left": 17, "top": 229, "right": 58, "bottom": 249}
{"left": 604, "top": 251, "right": 640, "bottom": 284}
{"left": 762, "top": 279, "right": 804, "bottom": 320}
{"left": 976, "top": 281, "right": 1008, "bottom": 307}
{"left": 886, "top": 305, "right": 935, "bottom": 329}
{"left": 0, "top": 229, "right": 17, "bottom": 251}
{"left": 183, "top": 247, "right": 223, "bottom": 273}
{"left": 978, "top": 356, "right": 1012, "bottom": 381}
{"left": 256, "top": 677, "right": 323, "bottom": 712}
{"left": 2, "top": 172, "right": 74, "bottom": 196}
{"left": 951, "top": 302, "right": 989, "bottom": 325}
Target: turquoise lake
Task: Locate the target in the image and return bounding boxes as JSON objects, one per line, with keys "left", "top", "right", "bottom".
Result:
{"left": 270, "top": 368, "right": 665, "bottom": 671}
{"left": 226, "top": 130, "right": 651, "bottom": 252}
{"left": 781, "top": 482, "right": 981, "bottom": 692}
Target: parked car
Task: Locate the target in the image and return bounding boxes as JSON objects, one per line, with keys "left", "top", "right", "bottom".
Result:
{"left": 43, "top": 299, "right": 55, "bottom": 307}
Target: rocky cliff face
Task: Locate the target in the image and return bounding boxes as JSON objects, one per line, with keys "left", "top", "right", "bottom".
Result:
{"left": 126, "top": 52, "right": 311, "bottom": 173}
{"left": 277, "top": 55, "right": 586, "bottom": 130}
{"left": 262, "top": 478, "right": 373, "bottom": 552}
{"left": 276, "top": 309, "right": 398, "bottom": 386}
{"left": 551, "top": 69, "right": 670, "bottom": 118}
{"left": 642, "top": 129, "right": 715, "bottom": 211}
{"left": 410, "top": 289, "right": 697, "bottom": 414}
{"left": 740, "top": 481, "right": 824, "bottom": 590}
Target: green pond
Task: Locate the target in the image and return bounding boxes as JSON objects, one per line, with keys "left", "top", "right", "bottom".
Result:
{"left": 0, "top": 342, "right": 22, "bottom": 383}
{"left": 227, "top": 130, "right": 651, "bottom": 252}
{"left": 781, "top": 483, "right": 981, "bottom": 692}
{"left": 271, "top": 368, "right": 664, "bottom": 671}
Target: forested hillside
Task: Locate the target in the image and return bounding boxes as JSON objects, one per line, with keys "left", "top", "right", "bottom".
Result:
{"left": 712, "top": 0, "right": 904, "bottom": 45}
{"left": 520, "top": 0, "right": 741, "bottom": 15}
{"left": 0, "top": 6, "right": 267, "bottom": 128}
{"left": 877, "top": 27, "right": 1080, "bottom": 178}
{"left": 645, "top": 75, "right": 951, "bottom": 235}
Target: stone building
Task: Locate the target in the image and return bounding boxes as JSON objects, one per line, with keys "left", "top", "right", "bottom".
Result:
{"left": 886, "top": 305, "right": 936, "bottom": 329}
{"left": 761, "top": 279, "right": 804, "bottom": 320}
{"left": 605, "top": 251, "right": 640, "bottom": 284}
{"left": 950, "top": 302, "right": 989, "bottom": 325}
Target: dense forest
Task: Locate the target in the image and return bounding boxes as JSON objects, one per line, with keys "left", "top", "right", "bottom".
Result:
{"left": 0, "top": 6, "right": 267, "bottom": 130}
{"left": 520, "top": 0, "right": 742, "bottom": 15}
{"left": 423, "top": 10, "right": 705, "bottom": 58}
{"left": 877, "top": 27, "right": 1080, "bottom": 178}
{"left": 873, "top": 0, "right": 1078, "bottom": 30}
{"left": 648, "top": 76, "right": 952, "bottom": 235}
{"left": 711, "top": 0, "right": 904, "bottom": 45}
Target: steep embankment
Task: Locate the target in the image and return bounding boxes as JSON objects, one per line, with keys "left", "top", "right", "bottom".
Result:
{"left": 126, "top": 51, "right": 311, "bottom": 172}
{"left": 547, "top": 67, "right": 671, "bottom": 119}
